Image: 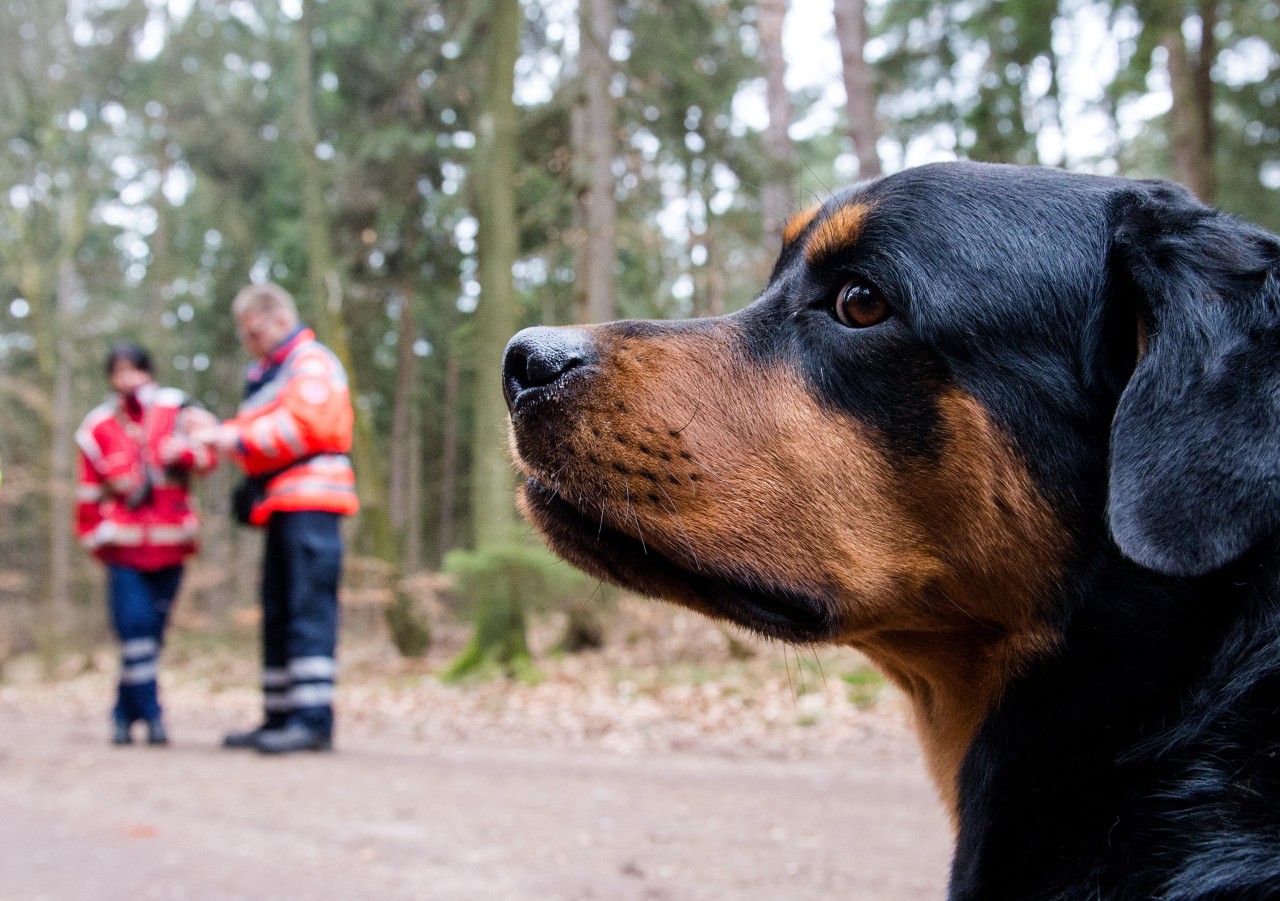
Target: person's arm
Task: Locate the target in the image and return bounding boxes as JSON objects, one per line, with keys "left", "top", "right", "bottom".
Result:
{"left": 159, "top": 404, "right": 220, "bottom": 474}
{"left": 232, "top": 403, "right": 309, "bottom": 464}
{"left": 74, "top": 444, "right": 107, "bottom": 550}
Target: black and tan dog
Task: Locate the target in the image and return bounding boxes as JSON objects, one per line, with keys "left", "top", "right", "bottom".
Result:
{"left": 502, "top": 162, "right": 1280, "bottom": 900}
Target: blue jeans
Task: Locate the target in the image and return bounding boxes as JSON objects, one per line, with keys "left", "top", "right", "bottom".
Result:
{"left": 107, "top": 564, "right": 182, "bottom": 724}
{"left": 260, "top": 511, "right": 342, "bottom": 737}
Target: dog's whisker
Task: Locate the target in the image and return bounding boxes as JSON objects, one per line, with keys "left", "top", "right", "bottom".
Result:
{"left": 795, "top": 147, "right": 832, "bottom": 205}
{"left": 653, "top": 483, "right": 701, "bottom": 571}
{"left": 689, "top": 457, "right": 723, "bottom": 480}
{"left": 623, "top": 478, "right": 647, "bottom": 555}
{"left": 783, "top": 645, "right": 797, "bottom": 708}
{"left": 811, "top": 647, "right": 828, "bottom": 691}
{"left": 938, "top": 589, "right": 1005, "bottom": 634}
{"left": 670, "top": 399, "right": 703, "bottom": 435}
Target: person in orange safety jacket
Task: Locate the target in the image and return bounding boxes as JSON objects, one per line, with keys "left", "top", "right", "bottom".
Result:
{"left": 75, "top": 341, "right": 218, "bottom": 746}
{"left": 199, "top": 282, "right": 357, "bottom": 755}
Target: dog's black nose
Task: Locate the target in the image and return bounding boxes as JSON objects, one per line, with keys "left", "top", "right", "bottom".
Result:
{"left": 502, "top": 326, "right": 594, "bottom": 409}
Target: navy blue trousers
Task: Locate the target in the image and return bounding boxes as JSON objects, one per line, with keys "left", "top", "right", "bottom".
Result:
{"left": 107, "top": 564, "right": 182, "bottom": 724}
{"left": 260, "top": 511, "right": 342, "bottom": 736}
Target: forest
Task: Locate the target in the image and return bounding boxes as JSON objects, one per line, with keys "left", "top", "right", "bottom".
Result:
{"left": 1, "top": 0, "right": 1276, "bottom": 676}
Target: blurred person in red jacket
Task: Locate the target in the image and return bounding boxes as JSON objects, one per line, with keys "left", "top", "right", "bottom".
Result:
{"left": 198, "top": 282, "right": 357, "bottom": 754}
{"left": 75, "top": 342, "right": 218, "bottom": 746}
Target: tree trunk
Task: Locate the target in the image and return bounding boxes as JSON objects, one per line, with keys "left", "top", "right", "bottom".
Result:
{"left": 22, "top": 189, "right": 89, "bottom": 663}
{"left": 294, "top": 0, "right": 427, "bottom": 656}
{"left": 1193, "top": 0, "right": 1217, "bottom": 203}
{"left": 574, "top": 0, "right": 618, "bottom": 324}
{"left": 294, "top": 1, "right": 348, "bottom": 347}
{"left": 832, "top": 0, "right": 882, "bottom": 179}
{"left": 47, "top": 258, "right": 77, "bottom": 647}
{"left": 149, "top": 135, "right": 174, "bottom": 366}
{"left": 467, "top": 0, "right": 522, "bottom": 553}
{"left": 1162, "top": 4, "right": 1216, "bottom": 202}
{"left": 21, "top": 258, "right": 57, "bottom": 661}
{"left": 704, "top": 226, "right": 726, "bottom": 317}
{"left": 446, "top": 0, "right": 530, "bottom": 680}
{"left": 388, "top": 284, "right": 417, "bottom": 534}
{"left": 438, "top": 344, "right": 460, "bottom": 559}
{"left": 1164, "top": 30, "right": 1198, "bottom": 195}
{"left": 569, "top": 96, "right": 589, "bottom": 320}
{"left": 404, "top": 397, "right": 423, "bottom": 574}
{"left": 758, "top": 0, "right": 794, "bottom": 249}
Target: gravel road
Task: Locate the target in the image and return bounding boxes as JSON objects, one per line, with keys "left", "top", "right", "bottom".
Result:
{"left": 0, "top": 708, "right": 950, "bottom": 901}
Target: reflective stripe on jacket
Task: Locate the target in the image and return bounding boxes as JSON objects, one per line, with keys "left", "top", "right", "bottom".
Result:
{"left": 75, "top": 384, "right": 217, "bottom": 571}
{"left": 231, "top": 327, "right": 359, "bottom": 526}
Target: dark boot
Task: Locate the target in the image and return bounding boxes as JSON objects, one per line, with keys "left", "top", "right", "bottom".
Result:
{"left": 146, "top": 718, "right": 169, "bottom": 746}
{"left": 222, "top": 724, "right": 273, "bottom": 749}
{"left": 253, "top": 722, "right": 332, "bottom": 755}
{"left": 111, "top": 714, "right": 132, "bottom": 746}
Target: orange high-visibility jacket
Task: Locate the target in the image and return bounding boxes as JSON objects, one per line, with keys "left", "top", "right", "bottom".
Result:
{"left": 75, "top": 384, "right": 218, "bottom": 570}
{"left": 230, "top": 327, "right": 358, "bottom": 526}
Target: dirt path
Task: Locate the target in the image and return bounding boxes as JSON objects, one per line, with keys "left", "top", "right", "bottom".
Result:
{"left": 0, "top": 708, "right": 951, "bottom": 901}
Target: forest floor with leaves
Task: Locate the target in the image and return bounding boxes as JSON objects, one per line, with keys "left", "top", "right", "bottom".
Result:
{"left": 0, "top": 597, "right": 951, "bottom": 900}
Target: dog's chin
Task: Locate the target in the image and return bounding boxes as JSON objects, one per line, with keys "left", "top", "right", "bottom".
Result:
{"left": 519, "top": 478, "right": 835, "bottom": 643}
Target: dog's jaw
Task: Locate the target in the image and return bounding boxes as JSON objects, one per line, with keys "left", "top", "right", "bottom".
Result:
{"left": 515, "top": 474, "right": 838, "bottom": 642}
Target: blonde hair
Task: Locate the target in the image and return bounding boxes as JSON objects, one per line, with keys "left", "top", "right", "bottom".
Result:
{"left": 232, "top": 282, "right": 298, "bottom": 324}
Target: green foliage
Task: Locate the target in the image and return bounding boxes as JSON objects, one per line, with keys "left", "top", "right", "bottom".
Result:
{"left": 841, "top": 667, "right": 886, "bottom": 708}
{"left": 439, "top": 540, "right": 607, "bottom": 678}
{"left": 444, "top": 542, "right": 597, "bottom": 619}
{"left": 440, "top": 542, "right": 570, "bottom": 681}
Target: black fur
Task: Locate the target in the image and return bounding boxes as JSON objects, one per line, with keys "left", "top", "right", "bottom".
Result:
{"left": 1108, "top": 183, "right": 1280, "bottom": 577}
{"left": 787, "top": 164, "right": 1280, "bottom": 899}
{"left": 506, "top": 161, "right": 1280, "bottom": 899}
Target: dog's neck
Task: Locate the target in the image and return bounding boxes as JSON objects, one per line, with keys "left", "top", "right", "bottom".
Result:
{"left": 866, "top": 539, "right": 1280, "bottom": 826}
{"left": 855, "top": 621, "right": 1052, "bottom": 820}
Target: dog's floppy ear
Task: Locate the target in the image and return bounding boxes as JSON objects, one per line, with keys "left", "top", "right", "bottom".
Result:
{"left": 1107, "top": 181, "right": 1280, "bottom": 577}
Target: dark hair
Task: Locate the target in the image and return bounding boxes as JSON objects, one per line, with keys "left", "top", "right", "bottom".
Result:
{"left": 104, "top": 341, "right": 153, "bottom": 377}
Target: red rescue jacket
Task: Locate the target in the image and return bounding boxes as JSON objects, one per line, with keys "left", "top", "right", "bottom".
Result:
{"left": 230, "top": 327, "right": 358, "bottom": 526}
{"left": 75, "top": 383, "right": 217, "bottom": 571}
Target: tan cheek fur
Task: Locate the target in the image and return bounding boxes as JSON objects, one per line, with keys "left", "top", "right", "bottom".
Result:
{"left": 555, "top": 326, "right": 927, "bottom": 607}
{"left": 534, "top": 324, "right": 1066, "bottom": 817}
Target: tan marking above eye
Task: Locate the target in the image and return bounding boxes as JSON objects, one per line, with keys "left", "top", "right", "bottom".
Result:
{"left": 805, "top": 203, "right": 872, "bottom": 264}
{"left": 782, "top": 203, "right": 823, "bottom": 247}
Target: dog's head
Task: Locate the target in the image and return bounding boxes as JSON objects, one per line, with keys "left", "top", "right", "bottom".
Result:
{"left": 506, "top": 163, "right": 1280, "bottom": 650}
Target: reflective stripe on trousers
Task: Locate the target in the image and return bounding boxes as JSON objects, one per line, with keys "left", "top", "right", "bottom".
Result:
{"left": 259, "top": 659, "right": 337, "bottom": 714}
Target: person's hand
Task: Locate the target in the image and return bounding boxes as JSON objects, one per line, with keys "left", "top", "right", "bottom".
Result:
{"left": 214, "top": 424, "right": 243, "bottom": 453}
{"left": 157, "top": 435, "right": 189, "bottom": 466}
{"left": 193, "top": 424, "right": 241, "bottom": 455}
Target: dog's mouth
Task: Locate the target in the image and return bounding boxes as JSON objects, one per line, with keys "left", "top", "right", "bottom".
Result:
{"left": 519, "top": 477, "right": 836, "bottom": 643}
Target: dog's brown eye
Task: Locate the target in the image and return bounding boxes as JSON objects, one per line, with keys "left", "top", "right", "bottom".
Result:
{"left": 834, "top": 280, "right": 891, "bottom": 329}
